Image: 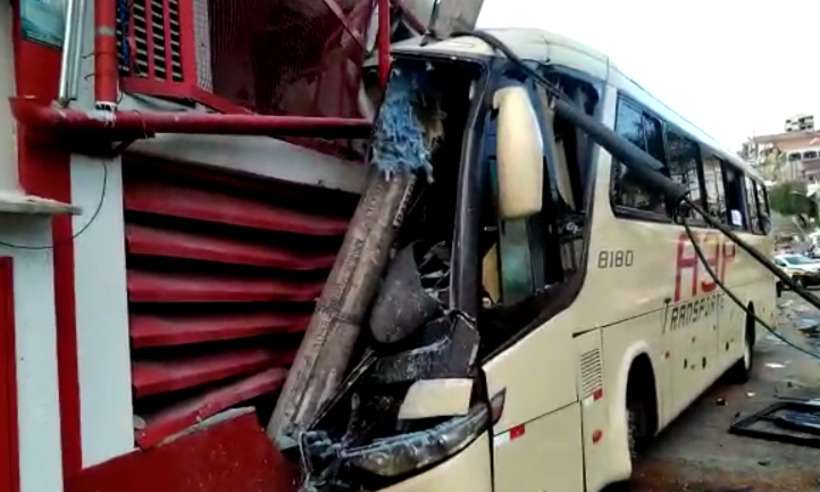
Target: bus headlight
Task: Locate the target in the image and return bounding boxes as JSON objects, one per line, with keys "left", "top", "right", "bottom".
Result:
{"left": 341, "top": 403, "right": 488, "bottom": 477}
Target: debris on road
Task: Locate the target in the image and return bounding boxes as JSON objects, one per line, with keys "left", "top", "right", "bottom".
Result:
{"left": 730, "top": 400, "right": 820, "bottom": 448}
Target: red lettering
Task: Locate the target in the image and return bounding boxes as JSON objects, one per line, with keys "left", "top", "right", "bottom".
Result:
{"left": 675, "top": 233, "right": 699, "bottom": 302}
{"left": 720, "top": 242, "right": 736, "bottom": 282}
{"left": 700, "top": 234, "right": 720, "bottom": 293}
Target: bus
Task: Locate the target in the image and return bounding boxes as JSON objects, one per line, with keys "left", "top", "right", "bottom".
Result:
{"left": 297, "top": 28, "right": 776, "bottom": 491}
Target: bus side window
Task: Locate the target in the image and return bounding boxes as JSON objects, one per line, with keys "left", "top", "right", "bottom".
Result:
{"left": 745, "top": 176, "right": 761, "bottom": 234}
{"left": 759, "top": 182, "right": 771, "bottom": 216}
{"left": 753, "top": 180, "right": 771, "bottom": 234}
{"left": 665, "top": 129, "right": 704, "bottom": 221}
{"left": 722, "top": 163, "right": 748, "bottom": 229}
{"left": 702, "top": 155, "right": 727, "bottom": 223}
{"left": 611, "top": 98, "right": 669, "bottom": 218}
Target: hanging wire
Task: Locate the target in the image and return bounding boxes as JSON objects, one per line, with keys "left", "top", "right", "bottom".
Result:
{"left": 0, "top": 159, "right": 108, "bottom": 250}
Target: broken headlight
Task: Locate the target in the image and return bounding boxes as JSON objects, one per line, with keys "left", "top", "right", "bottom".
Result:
{"left": 340, "top": 403, "right": 488, "bottom": 477}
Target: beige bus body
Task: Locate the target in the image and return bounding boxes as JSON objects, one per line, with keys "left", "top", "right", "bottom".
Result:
{"left": 382, "top": 29, "right": 775, "bottom": 492}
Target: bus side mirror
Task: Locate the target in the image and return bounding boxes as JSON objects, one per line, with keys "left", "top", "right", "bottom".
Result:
{"left": 493, "top": 86, "right": 544, "bottom": 220}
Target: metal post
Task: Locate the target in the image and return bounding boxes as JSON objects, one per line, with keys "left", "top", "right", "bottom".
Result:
{"left": 69, "top": 0, "right": 87, "bottom": 102}
{"left": 95, "top": 0, "right": 119, "bottom": 110}
{"left": 58, "top": 0, "right": 78, "bottom": 105}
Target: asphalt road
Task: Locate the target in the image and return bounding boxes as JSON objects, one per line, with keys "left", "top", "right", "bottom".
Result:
{"left": 631, "top": 290, "right": 820, "bottom": 492}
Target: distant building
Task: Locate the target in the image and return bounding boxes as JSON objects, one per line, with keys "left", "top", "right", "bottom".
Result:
{"left": 785, "top": 114, "right": 815, "bottom": 133}
{"left": 743, "top": 123, "right": 820, "bottom": 183}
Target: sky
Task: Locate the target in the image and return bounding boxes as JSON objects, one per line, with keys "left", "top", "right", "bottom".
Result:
{"left": 476, "top": 0, "right": 820, "bottom": 152}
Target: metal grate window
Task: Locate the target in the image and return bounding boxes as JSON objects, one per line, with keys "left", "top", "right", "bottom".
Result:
{"left": 124, "top": 0, "right": 184, "bottom": 81}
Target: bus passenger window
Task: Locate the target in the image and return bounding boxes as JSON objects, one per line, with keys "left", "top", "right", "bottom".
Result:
{"left": 759, "top": 182, "right": 771, "bottom": 215}
{"left": 666, "top": 130, "right": 704, "bottom": 220}
{"left": 702, "top": 155, "right": 727, "bottom": 223}
{"left": 754, "top": 181, "right": 771, "bottom": 233}
{"left": 611, "top": 99, "right": 669, "bottom": 217}
{"left": 745, "top": 177, "right": 762, "bottom": 234}
{"left": 722, "top": 163, "right": 747, "bottom": 229}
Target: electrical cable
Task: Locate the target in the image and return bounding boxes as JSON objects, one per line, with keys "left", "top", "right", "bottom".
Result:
{"left": 679, "top": 206, "right": 820, "bottom": 361}
{"left": 0, "top": 159, "right": 108, "bottom": 250}
{"left": 466, "top": 28, "right": 820, "bottom": 361}
{"left": 681, "top": 198, "right": 820, "bottom": 312}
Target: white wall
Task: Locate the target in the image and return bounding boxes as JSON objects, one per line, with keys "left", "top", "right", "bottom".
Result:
{"left": 0, "top": 2, "right": 20, "bottom": 193}
{"left": 69, "top": 2, "right": 134, "bottom": 467}
{"left": 0, "top": 216, "right": 63, "bottom": 492}
{"left": 71, "top": 154, "right": 133, "bottom": 467}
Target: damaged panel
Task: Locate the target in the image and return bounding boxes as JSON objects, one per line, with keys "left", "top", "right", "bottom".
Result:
{"left": 130, "top": 311, "right": 310, "bottom": 348}
{"left": 135, "top": 369, "right": 289, "bottom": 449}
{"left": 123, "top": 154, "right": 358, "bottom": 448}
{"left": 124, "top": 179, "right": 350, "bottom": 236}
{"left": 127, "top": 269, "right": 325, "bottom": 303}
{"left": 132, "top": 347, "right": 295, "bottom": 397}
{"left": 126, "top": 224, "right": 337, "bottom": 270}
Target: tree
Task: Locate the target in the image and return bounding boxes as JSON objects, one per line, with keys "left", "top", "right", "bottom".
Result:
{"left": 768, "top": 181, "right": 817, "bottom": 220}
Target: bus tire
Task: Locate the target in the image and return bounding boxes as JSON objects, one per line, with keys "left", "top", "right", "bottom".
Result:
{"left": 625, "top": 356, "right": 657, "bottom": 460}
{"left": 728, "top": 309, "right": 754, "bottom": 384}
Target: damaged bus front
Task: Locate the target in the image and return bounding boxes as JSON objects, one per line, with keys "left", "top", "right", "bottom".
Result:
{"left": 280, "top": 31, "right": 604, "bottom": 492}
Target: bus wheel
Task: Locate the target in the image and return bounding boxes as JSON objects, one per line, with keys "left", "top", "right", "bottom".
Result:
{"left": 625, "top": 357, "right": 657, "bottom": 461}
{"left": 728, "top": 311, "right": 754, "bottom": 384}
{"left": 626, "top": 397, "right": 649, "bottom": 460}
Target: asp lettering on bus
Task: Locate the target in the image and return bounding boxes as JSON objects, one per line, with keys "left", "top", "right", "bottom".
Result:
{"left": 674, "top": 231, "right": 736, "bottom": 302}
{"left": 667, "top": 232, "right": 735, "bottom": 331}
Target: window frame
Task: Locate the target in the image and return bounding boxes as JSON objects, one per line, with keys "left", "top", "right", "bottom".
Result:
{"left": 610, "top": 95, "right": 673, "bottom": 223}
{"left": 701, "top": 152, "right": 729, "bottom": 225}
{"left": 664, "top": 125, "right": 707, "bottom": 225}
{"left": 721, "top": 161, "right": 750, "bottom": 231}
{"left": 744, "top": 175, "right": 762, "bottom": 234}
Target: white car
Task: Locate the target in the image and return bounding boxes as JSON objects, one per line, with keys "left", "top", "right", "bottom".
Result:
{"left": 774, "top": 254, "right": 820, "bottom": 287}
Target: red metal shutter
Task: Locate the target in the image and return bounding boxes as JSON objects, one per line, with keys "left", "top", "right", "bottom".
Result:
{"left": 123, "top": 154, "right": 356, "bottom": 447}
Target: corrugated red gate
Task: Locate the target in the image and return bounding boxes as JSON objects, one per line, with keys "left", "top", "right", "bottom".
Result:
{"left": 122, "top": 154, "right": 357, "bottom": 447}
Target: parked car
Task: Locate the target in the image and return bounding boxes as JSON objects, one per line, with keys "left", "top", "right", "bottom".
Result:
{"left": 774, "top": 254, "right": 820, "bottom": 288}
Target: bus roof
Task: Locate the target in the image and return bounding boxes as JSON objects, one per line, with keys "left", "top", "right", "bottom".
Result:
{"left": 393, "top": 28, "right": 762, "bottom": 182}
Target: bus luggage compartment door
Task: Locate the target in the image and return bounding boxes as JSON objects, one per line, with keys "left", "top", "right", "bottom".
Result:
{"left": 492, "top": 403, "right": 584, "bottom": 492}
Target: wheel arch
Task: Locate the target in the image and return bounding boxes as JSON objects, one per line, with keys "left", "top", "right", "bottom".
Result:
{"left": 606, "top": 341, "right": 661, "bottom": 483}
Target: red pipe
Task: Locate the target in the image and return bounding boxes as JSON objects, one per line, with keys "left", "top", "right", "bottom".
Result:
{"left": 10, "top": 98, "right": 372, "bottom": 139}
{"left": 95, "top": 0, "right": 119, "bottom": 108}
{"left": 377, "top": 0, "right": 391, "bottom": 87}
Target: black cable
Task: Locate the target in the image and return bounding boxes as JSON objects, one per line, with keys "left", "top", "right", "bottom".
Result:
{"left": 680, "top": 209, "right": 820, "bottom": 361}
{"left": 0, "top": 160, "right": 108, "bottom": 250}
{"left": 682, "top": 197, "right": 820, "bottom": 312}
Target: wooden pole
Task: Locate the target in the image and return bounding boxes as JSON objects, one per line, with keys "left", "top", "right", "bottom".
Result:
{"left": 267, "top": 168, "right": 415, "bottom": 449}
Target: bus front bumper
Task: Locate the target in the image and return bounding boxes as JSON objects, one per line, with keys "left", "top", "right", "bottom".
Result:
{"left": 377, "top": 433, "right": 493, "bottom": 492}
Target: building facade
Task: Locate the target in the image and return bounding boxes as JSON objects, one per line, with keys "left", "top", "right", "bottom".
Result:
{"left": 744, "top": 125, "right": 820, "bottom": 183}
{"left": 0, "top": 0, "right": 408, "bottom": 490}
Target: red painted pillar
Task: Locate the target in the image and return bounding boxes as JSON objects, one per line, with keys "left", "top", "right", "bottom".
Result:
{"left": 0, "top": 259, "right": 19, "bottom": 492}
{"left": 377, "top": 0, "right": 391, "bottom": 87}
{"left": 94, "top": 0, "right": 118, "bottom": 107}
